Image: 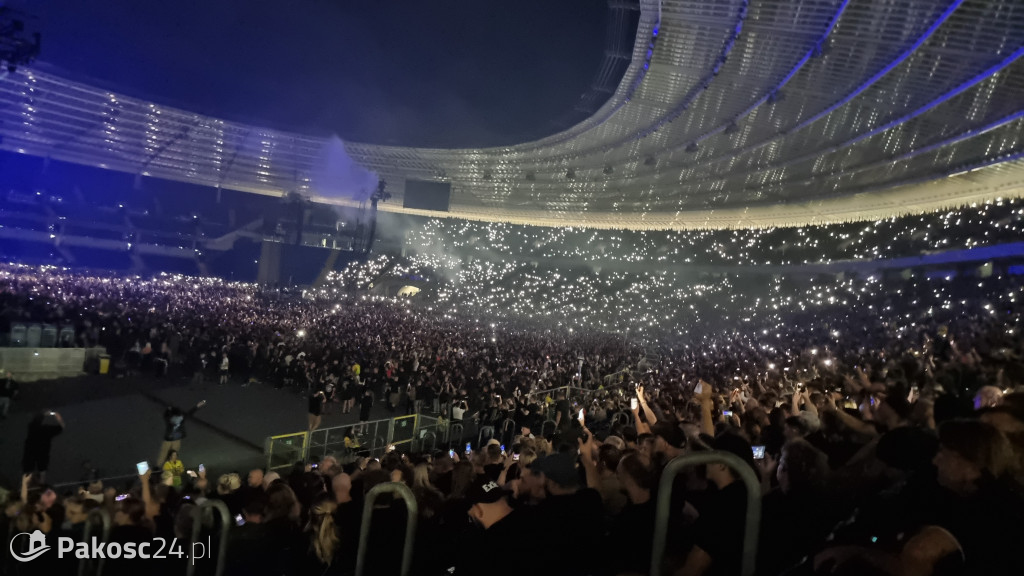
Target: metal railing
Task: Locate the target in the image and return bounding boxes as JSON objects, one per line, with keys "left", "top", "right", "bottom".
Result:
{"left": 355, "top": 482, "right": 419, "bottom": 576}
{"left": 78, "top": 508, "right": 111, "bottom": 576}
{"left": 268, "top": 414, "right": 446, "bottom": 469}
{"left": 264, "top": 431, "right": 308, "bottom": 472}
{"left": 186, "top": 499, "right": 232, "bottom": 576}
{"left": 650, "top": 451, "right": 762, "bottom": 576}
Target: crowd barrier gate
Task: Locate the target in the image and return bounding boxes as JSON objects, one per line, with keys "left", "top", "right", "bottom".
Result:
{"left": 186, "top": 499, "right": 232, "bottom": 576}
{"left": 78, "top": 508, "right": 111, "bottom": 576}
{"left": 650, "top": 451, "right": 762, "bottom": 576}
{"left": 355, "top": 482, "right": 418, "bottom": 576}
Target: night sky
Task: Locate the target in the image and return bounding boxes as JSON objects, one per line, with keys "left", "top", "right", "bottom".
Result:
{"left": 12, "top": 0, "right": 614, "bottom": 148}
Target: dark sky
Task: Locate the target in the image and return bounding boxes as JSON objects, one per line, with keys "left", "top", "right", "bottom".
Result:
{"left": 13, "top": 0, "right": 617, "bottom": 148}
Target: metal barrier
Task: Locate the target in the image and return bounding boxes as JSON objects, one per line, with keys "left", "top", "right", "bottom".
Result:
{"left": 271, "top": 414, "right": 446, "bottom": 466}
{"left": 477, "top": 425, "right": 495, "bottom": 447}
{"left": 416, "top": 430, "right": 437, "bottom": 453}
{"left": 449, "top": 423, "right": 464, "bottom": 448}
{"left": 78, "top": 508, "right": 111, "bottom": 576}
{"left": 650, "top": 451, "right": 762, "bottom": 576}
{"left": 501, "top": 418, "right": 517, "bottom": 446}
{"left": 264, "top": 431, "right": 308, "bottom": 472}
{"left": 186, "top": 499, "right": 232, "bottom": 576}
{"left": 610, "top": 410, "right": 631, "bottom": 429}
{"left": 355, "top": 482, "right": 419, "bottom": 576}
{"left": 541, "top": 419, "right": 557, "bottom": 438}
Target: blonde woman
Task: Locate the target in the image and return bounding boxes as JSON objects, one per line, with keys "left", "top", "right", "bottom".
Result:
{"left": 411, "top": 463, "right": 444, "bottom": 519}
{"left": 303, "top": 493, "right": 341, "bottom": 573}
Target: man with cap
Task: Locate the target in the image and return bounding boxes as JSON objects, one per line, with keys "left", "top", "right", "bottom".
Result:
{"left": 454, "top": 475, "right": 533, "bottom": 576}
{"left": 528, "top": 451, "right": 604, "bottom": 576}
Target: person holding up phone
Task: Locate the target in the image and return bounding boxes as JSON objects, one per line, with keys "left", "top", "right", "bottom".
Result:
{"left": 22, "top": 410, "right": 64, "bottom": 482}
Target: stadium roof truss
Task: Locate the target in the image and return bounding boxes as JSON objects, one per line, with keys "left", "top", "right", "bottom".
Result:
{"left": 0, "top": 0, "right": 1023, "bottom": 230}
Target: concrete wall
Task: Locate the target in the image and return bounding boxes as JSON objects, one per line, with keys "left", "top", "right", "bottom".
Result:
{"left": 0, "top": 347, "right": 96, "bottom": 382}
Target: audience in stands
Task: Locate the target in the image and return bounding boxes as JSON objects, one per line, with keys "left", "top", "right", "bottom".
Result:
{"left": 2, "top": 260, "right": 1024, "bottom": 575}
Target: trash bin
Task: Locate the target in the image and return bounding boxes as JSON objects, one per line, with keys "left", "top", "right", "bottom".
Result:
{"left": 99, "top": 355, "right": 111, "bottom": 375}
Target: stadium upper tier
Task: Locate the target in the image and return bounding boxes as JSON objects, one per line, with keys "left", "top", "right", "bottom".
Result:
{"left": 1, "top": 0, "right": 1023, "bottom": 229}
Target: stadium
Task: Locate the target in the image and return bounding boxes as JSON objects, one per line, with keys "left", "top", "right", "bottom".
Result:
{"left": 1, "top": 1, "right": 1023, "bottom": 575}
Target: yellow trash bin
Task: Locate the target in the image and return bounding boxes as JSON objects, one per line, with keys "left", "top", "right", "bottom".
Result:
{"left": 99, "top": 355, "right": 111, "bottom": 375}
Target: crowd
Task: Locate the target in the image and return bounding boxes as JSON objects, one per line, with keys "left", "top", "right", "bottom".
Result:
{"left": 401, "top": 198, "right": 1024, "bottom": 266}
{"left": 1, "top": 223, "right": 1024, "bottom": 574}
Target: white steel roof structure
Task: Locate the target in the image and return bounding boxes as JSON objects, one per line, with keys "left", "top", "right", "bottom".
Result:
{"left": 1, "top": 0, "right": 1023, "bottom": 229}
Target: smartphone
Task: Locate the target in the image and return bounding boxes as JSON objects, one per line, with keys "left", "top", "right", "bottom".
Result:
{"left": 513, "top": 453, "right": 520, "bottom": 461}
{"left": 500, "top": 444, "right": 506, "bottom": 452}
{"left": 465, "top": 442, "right": 472, "bottom": 454}
{"left": 695, "top": 382, "right": 703, "bottom": 395}
{"left": 235, "top": 514, "right": 245, "bottom": 527}
{"left": 752, "top": 446, "right": 766, "bottom": 460}
{"left": 115, "top": 493, "right": 129, "bottom": 502}
{"left": 630, "top": 397, "right": 639, "bottom": 411}
{"left": 577, "top": 408, "right": 585, "bottom": 421}
{"left": 198, "top": 464, "right": 205, "bottom": 474}
{"left": 449, "top": 449, "right": 456, "bottom": 458}
{"left": 311, "top": 463, "right": 319, "bottom": 469}
{"left": 136, "top": 461, "right": 149, "bottom": 476}
{"left": 722, "top": 410, "right": 733, "bottom": 417}
{"left": 186, "top": 470, "right": 197, "bottom": 478}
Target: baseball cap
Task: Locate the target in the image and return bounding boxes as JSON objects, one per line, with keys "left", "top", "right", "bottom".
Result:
{"left": 465, "top": 475, "right": 509, "bottom": 504}
{"left": 528, "top": 452, "right": 579, "bottom": 487}
{"left": 650, "top": 421, "right": 687, "bottom": 449}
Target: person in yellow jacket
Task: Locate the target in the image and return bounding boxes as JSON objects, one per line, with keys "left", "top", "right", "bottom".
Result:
{"left": 162, "top": 449, "right": 185, "bottom": 488}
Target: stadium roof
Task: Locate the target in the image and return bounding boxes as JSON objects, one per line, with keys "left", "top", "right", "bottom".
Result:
{"left": 1, "top": 0, "right": 1023, "bottom": 230}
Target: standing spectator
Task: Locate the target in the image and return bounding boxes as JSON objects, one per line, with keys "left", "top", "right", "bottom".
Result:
{"left": 308, "top": 390, "right": 326, "bottom": 432}
{"left": 162, "top": 449, "right": 185, "bottom": 488}
{"left": 529, "top": 451, "right": 605, "bottom": 576}
{"left": 357, "top": 388, "right": 374, "bottom": 434}
{"left": 455, "top": 475, "right": 534, "bottom": 576}
{"left": 158, "top": 400, "right": 206, "bottom": 467}
{"left": 219, "top": 353, "right": 230, "bottom": 385}
{"left": 0, "top": 369, "right": 18, "bottom": 418}
{"left": 677, "top": 433, "right": 758, "bottom": 576}
{"left": 22, "top": 410, "right": 64, "bottom": 481}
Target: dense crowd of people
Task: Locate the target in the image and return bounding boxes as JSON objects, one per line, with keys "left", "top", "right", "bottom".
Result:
{"left": 401, "top": 198, "right": 1024, "bottom": 266}
{"left": 2, "top": 239, "right": 1024, "bottom": 575}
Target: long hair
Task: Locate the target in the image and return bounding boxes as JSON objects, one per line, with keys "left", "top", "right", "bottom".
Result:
{"left": 412, "top": 463, "right": 434, "bottom": 490}
{"left": 307, "top": 493, "right": 340, "bottom": 565}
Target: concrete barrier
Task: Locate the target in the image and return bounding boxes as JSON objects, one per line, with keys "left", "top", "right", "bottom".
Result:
{"left": 0, "top": 347, "right": 90, "bottom": 381}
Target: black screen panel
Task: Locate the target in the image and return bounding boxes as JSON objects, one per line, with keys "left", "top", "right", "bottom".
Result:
{"left": 403, "top": 179, "right": 451, "bottom": 212}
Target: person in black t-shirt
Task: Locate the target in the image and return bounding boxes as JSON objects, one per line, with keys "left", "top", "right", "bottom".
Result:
{"left": 308, "top": 390, "right": 325, "bottom": 432}
{"left": 22, "top": 411, "right": 65, "bottom": 481}
{"left": 678, "top": 433, "right": 758, "bottom": 576}
{"left": 357, "top": 388, "right": 374, "bottom": 433}
{"left": 606, "top": 451, "right": 657, "bottom": 576}
{"left": 453, "top": 475, "right": 535, "bottom": 576}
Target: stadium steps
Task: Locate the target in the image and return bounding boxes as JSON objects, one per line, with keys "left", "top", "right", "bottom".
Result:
{"left": 313, "top": 249, "right": 342, "bottom": 286}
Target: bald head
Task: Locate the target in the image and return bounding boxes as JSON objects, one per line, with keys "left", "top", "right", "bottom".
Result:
{"left": 332, "top": 473, "right": 353, "bottom": 504}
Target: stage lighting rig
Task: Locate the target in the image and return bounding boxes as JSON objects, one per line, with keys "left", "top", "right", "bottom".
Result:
{"left": 0, "top": 7, "right": 40, "bottom": 74}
